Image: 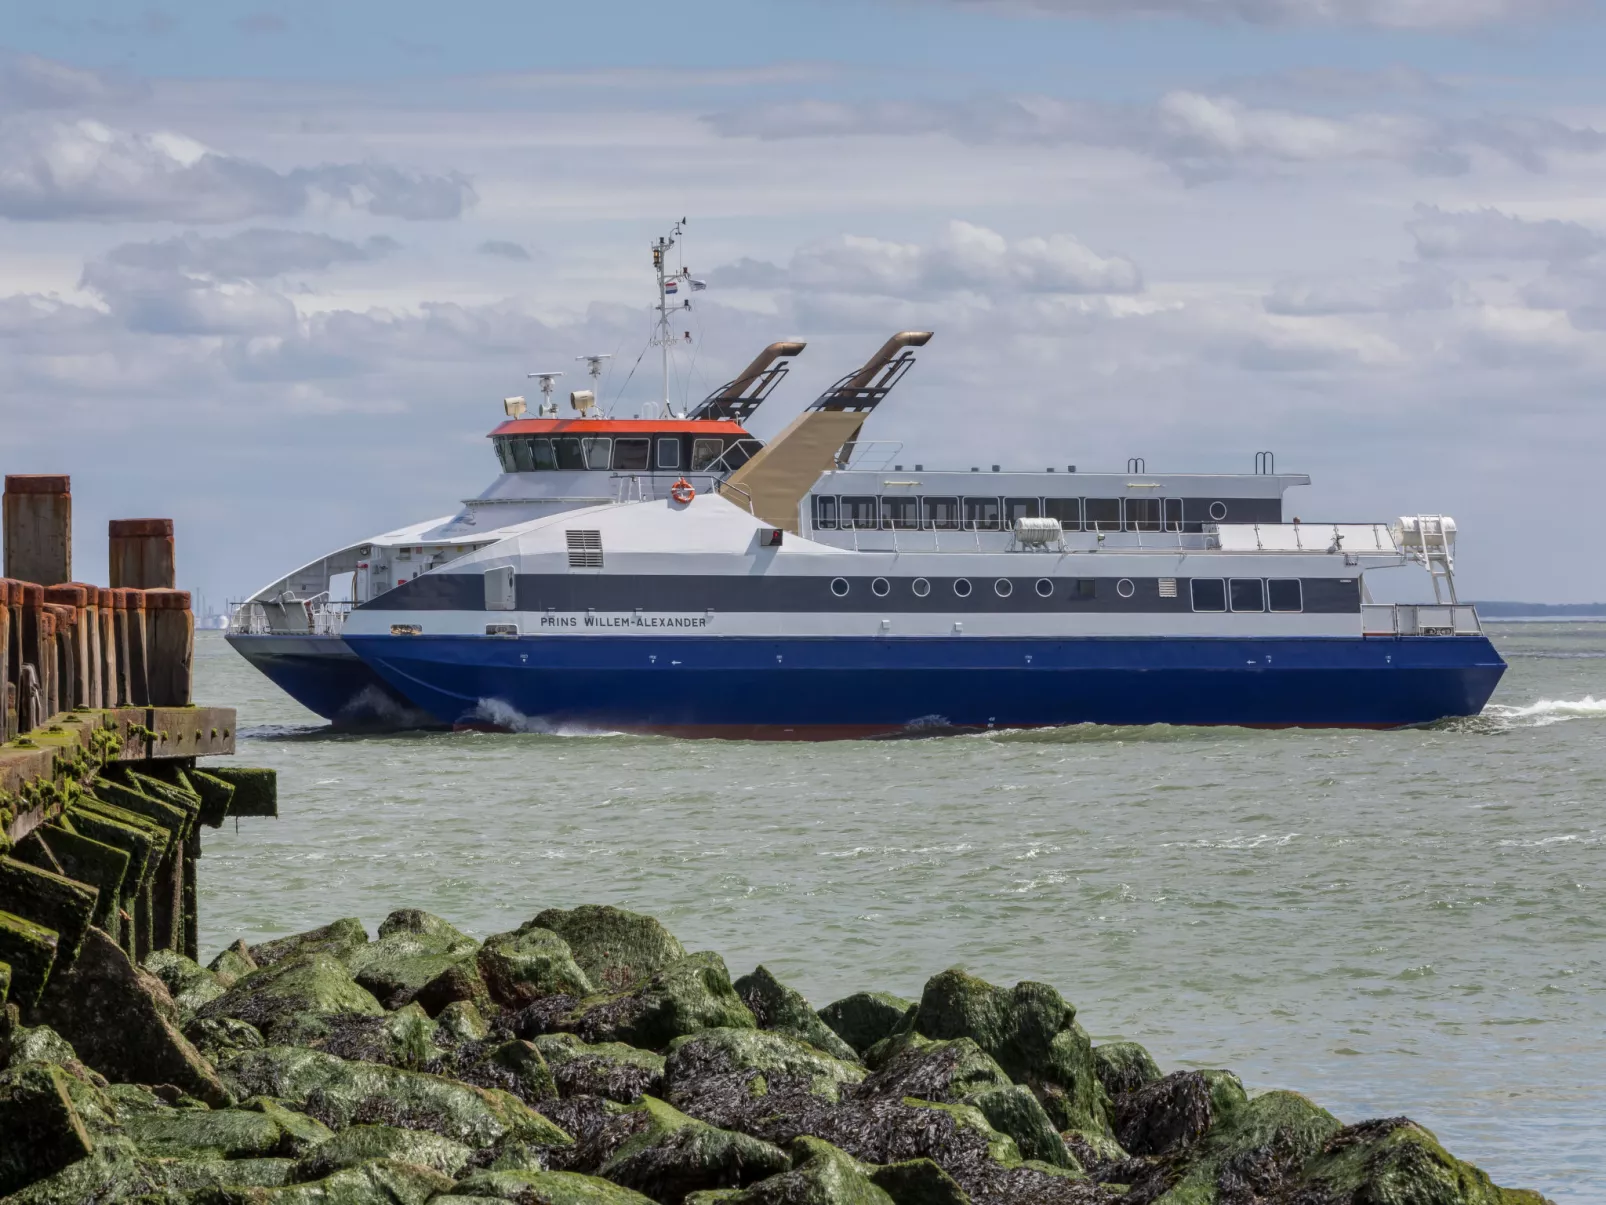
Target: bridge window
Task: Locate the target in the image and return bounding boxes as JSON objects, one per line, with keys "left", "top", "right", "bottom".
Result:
{"left": 552, "top": 437, "right": 585, "bottom": 470}
{"left": 1267, "top": 579, "right": 1303, "bottom": 613}
{"left": 1230, "top": 579, "right": 1266, "bottom": 612}
{"left": 923, "top": 496, "right": 960, "bottom": 530}
{"left": 1126, "top": 498, "right": 1161, "bottom": 532}
{"left": 814, "top": 496, "right": 839, "bottom": 530}
{"left": 841, "top": 496, "right": 877, "bottom": 530}
{"left": 1005, "top": 497, "right": 1040, "bottom": 524}
{"left": 1044, "top": 498, "right": 1081, "bottom": 531}
{"left": 881, "top": 496, "right": 919, "bottom": 529}
{"left": 656, "top": 437, "right": 680, "bottom": 469}
{"left": 1085, "top": 498, "right": 1121, "bottom": 531}
{"left": 691, "top": 438, "right": 723, "bottom": 471}
{"left": 1191, "top": 578, "right": 1226, "bottom": 612}
{"left": 581, "top": 438, "right": 612, "bottom": 470}
{"left": 613, "top": 439, "right": 650, "bottom": 471}
{"left": 963, "top": 496, "right": 1001, "bottom": 531}
{"left": 1164, "top": 498, "right": 1183, "bottom": 531}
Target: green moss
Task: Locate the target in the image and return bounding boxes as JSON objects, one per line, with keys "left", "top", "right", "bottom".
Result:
{"left": 478, "top": 923, "right": 594, "bottom": 1008}
{"left": 734, "top": 966, "right": 861, "bottom": 1064}
{"left": 1298, "top": 1117, "right": 1555, "bottom": 1205}
{"left": 220, "top": 1157, "right": 454, "bottom": 1203}
{"left": 532, "top": 1032, "right": 665, "bottom": 1103}
{"left": 249, "top": 917, "right": 369, "bottom": 968}
{"left": 143, "top": 948, "right": 225, "bottom": 1022}
{"left": 531, "top": 905, "right": 686, "bottom": 993}
{"left": 186, "top": 1015, "right": 267, "bottom": 1064}
{"left": 687, "top": 1136, "right": 896, "bottom": 1205}
{"left": 197, "top": 951, "right": 385, "bottom": 1044}
{"left": 817, "top": 992, "right": 915, "bottom": 1059}
{"left": 665, "top": 1026, "right": 865, "bottom": 1103}
{"left": 865, "top": 1159, "right": 969, "bottom": 1205}
{"left": 346, "top": 909, "right": 478, "bottom": 1009}
{"left": 449, "top": 1168, "right": 658, "bottom": 1203}
{"left": 562, "top": 951, "right": 756, "bottom": 1052}
{"left": 1092, "top": 1040, "right": 1163, "bottom": 1099}
{"left": 0, "top": 908, "right": 57, "bottom": 1009}
{"left": 0, "top": 1061, "right": 95, "bottom": 1195}
{"left": 289, "top": 1122, "right": 472, "bottom": 1180}
{"left": 238, "top": 1096, "right": 336, "bottom": 1156}
{"left": 1153, "top": 1089, "right": 1342, "bottom": 1205}
{"left": 204, "top": 766, "right": 278, "bottom": 819}
{"left": 208, "top": 939, "right": 259, "bottom": 988}
{"left": 594, "top": 1095, "right": 790, "bottom": 1199}
{"left": 436, "top": 1000, "right": 492, "bottom": 1043}
{"left": 121, "top": 1105, "right": 285, "bottom": 1159}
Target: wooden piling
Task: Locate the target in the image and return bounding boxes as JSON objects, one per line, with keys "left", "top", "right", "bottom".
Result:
{"left": 142, "top": 590, "right": 192, "bottom": 708}
{"left": 18, "top": 583, "right": 44, "bottom": 734}
{"left": 98, "top": 589, "right": 117, "bottom": 711}
{"left": 0, "top": 580, "right": 11, "bottom": 742}
{"left": 2, "top": 475, "right": 71, "bottom": 587}
{"left": 107, "top": 519, "right": 175, "bottom": 591}
{"left": 121, "top": 589, "right": 149, "bottom": 708}
{"left": 43, "top": 587, "right": 87, "bottom": 709}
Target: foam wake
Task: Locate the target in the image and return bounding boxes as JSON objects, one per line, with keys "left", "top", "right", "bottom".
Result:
{"left": 1483, "top": 696, "right": 1606, "bottom": 727}
{"left": 469, "top": 697, "right": 626, "bottom": 737}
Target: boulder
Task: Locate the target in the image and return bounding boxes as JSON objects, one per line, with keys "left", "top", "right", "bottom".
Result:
{"left": 222, "top": 1158, "right": 455, "bottom": 1203}
{"left": 663, "top": 1027, "right": 867, "bottom": 1125}
{"left": 249, "top": 917, "right": 370, "bottom": 968}
{"left": 345, "top": 909, "right": 479, "bottom": 1009}
{"left": 1129, "top": 1088, "right": 1341, "bottom": 1204}
{"left": 479, "top": 924, "right": 596, "bottom": 1008}
{"left": 317, "top": 1003, "right": 442, "bottom": 1069}
{"left": 683, "top": 1135, "right": 895, "bottom": 1205}
{"left": 426, "top": 1037, "right": 560, "bottom": 1106}
{"left": 865, "top": 1158, "right": 970, "bottom": 1205}
{"left": 289, "top": 1122, "right": 473, "bottom": 1180}
{"left": 186, "top": 1015, "right": 268, "bottom": 1064}
{"left": 734, "top": 966, "right": 861, "bottom": 1064}
{"left": 528, "top": 952, "right": 756, "bottom": 1053}
{"left": 817, "top": 992, "right": 915, "bottom": 1059}
{"left": 0, "top": 910, "right": 57, "bottom": 1010}
{"left": 534, "top": 1032, "right": 666, "bottom": 1103}
{"left": 220, "top": 1045, "right": 574, "bottom": 1151}
{"left": 1295, "top": 1116, "right": 1554, "bottom": 1205}
{"left": 415, "top": 958, "right": 496, "bottom": 1019}
{"left": 532, "top": 905, "right": 687, "bottom": 992}
{"left": 449, "top": 1168, "right": 658, "bottom": 1202}
{"left": 209, "top": 938, "right": 259, "bottom": 988}
{"left": 238, "top": 1095, "right": 336, "bottom": 1156}
{"left": 912, "top": 969, "right": 1108, "bottom": 1136}
{"left": 0, "top": 1148, "right": 295, "bottom": 1203}
{"left": 27, "top": 926, "right": 228, "bottom": 1106}
{"left": 438, "top": 1000, "right": 493, "bottom": 1043}
{"left": 197, "top": 950, "right": 385, "bottom": 1045}
{"left": 0, "top": 1061, "right": 95, "bottom": 1195}
{"left": 143, "top": 948, "right": 226, "bottom": 1022}
{"left": 1092, "top": 1040, "right": 1162, "bottom": 1100}
{"left": 1113, "top": 1069, "right": 1247, "bottom": 1158}
{"left": 121, "top": 1105, "right": 286, "bottom": 1159}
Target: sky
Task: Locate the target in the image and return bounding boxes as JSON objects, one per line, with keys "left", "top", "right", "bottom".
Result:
{"left": 3, "top": 0, "right": 1606, "bottom": 606}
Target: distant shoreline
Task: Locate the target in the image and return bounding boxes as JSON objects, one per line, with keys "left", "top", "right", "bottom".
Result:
{"left": 1476, "top": 602, "right": 1606, "bottom": 619}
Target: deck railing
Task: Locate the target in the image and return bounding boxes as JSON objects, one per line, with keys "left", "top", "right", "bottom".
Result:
{"left": 1362, "top": 603, "right": 1483, "bottom": 636}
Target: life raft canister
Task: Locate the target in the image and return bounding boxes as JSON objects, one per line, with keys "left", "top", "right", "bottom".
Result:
{"left": 670, "top": 477, "right": 695, "bottom": 504}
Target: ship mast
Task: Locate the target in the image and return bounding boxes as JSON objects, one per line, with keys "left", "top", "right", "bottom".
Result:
{"left": 651, "top": 218, "right": 688, "bottom": 417}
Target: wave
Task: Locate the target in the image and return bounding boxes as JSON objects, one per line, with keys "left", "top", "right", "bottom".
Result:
{"left": 468, "top": 697, "right": 629, "bottom": 738}
{"left": 1481, "top": 696, "right": 1606, "bottom": 728}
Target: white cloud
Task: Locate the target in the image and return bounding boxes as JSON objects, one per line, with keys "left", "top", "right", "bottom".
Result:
{"left": 1407, "top": 204, "right": 1605, "bottom": 262}
{"left": 1264, "top": 267, "right": 1459, "bottom": 315}
{"left": 0, "top": 52, "right": 150, "bottom": 109}
{"left": 477, "top": 239, "right": 532, "bottom": 261}
{"left": 948, "top": 0, "right": 1572, "bottom": 28}
{"left": 0, "top": 117, "right": 476, "bottom": 223}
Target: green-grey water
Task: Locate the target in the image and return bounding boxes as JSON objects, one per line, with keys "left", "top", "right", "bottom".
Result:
{"left": 194, "top": 624, "right": 1604, "bottom": 1202}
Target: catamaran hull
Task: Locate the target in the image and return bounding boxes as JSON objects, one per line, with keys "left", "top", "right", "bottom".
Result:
{"left": 343, "top": 633, "right": 1506, "bottom": 738}
{"left": 225, "top": 633, "right": 438, "bottom": 727}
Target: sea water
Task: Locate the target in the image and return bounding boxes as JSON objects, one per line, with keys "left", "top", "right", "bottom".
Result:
{"left": 194, "top": 624, "right": 1605, "bottom": 1202}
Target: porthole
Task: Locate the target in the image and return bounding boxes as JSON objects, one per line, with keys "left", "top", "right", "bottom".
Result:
{"left": 1035, "top": 578, "right": 1053, "bottom": 598}
{"left": 912, "top": 578, "right": 931, "bottom": 598}
{"left": 994, "top": 578, "right": 1013, "bottom": 598}
{"left": 1117, "top": 578, "right": 1136, "bottom": 599}
{"left": 953, "top": 579, "right": 973, "bottom": 598}
{"left": 830, "top": 577, "right": 850, "bottom": 597}
{"left": 871, "top": 577, "right": 890, "bottom": 598}
{"left": 1209, "top": 501, "right": 1228, "bottom": 521}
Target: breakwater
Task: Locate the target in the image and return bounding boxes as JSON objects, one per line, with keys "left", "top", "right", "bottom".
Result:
{"left": 0, "top": 902, "right": 1551, "bottom": 1203}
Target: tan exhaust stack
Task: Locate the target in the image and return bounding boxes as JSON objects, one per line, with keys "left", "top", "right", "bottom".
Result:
{"left": 688, "top": 340, "right": 808, "bottom": 422}
{"left": 720, "top": 331, "right": 934, "bottom": 531}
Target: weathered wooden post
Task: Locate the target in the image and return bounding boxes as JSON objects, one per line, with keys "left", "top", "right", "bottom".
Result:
{"left": 0, "top": 579, "right": 12, "bottom": 741}
{"left": 3, "top": 474, "right": 72, "bottom": 586}
{"left": 19, "top": 582, "right": 44, "bottom": 732}
{"left": 45, "top": 586, "right": 89, "bottom": 708}
{"left": 108, "top": 519, "right": 175, "bottom": 590}
{"left": 99, "top": 587, "right": 117, "bottom": 710}
{"left": 123, "top": 589, "right": 149, "bottom": 707}
{"left": 39, "top": 607, "right": 58, "bottom": 718}
{"left": 144, "top": 589, "right": 193, "bottom": 707}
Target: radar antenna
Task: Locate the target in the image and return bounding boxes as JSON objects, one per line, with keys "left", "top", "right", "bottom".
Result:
{"left": 650, "top": 218, "right": 705, "bottom": 418}
{"left": 527, "top": 371, "right": 564, "bottom": 418}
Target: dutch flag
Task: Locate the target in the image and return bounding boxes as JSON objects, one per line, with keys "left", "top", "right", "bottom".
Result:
{"left": 664, "top": 280, "right": 678, "bottom": 294}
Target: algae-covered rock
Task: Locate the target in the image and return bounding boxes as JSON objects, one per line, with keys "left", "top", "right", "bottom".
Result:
{"left": 912, "top": 968, "right": 1108, "bottom": 1136}
{"left": 577, "top": 1095, "right": 790, "bottom": 1202}
{"left": 289, "top": 1121, "right": 472, "bottom": 1180}
{"left": 28, "top": 926, "right": 229, "bottom": 1107}
{"left": 249, "top": 917, "right": 370, "bottom": 968}
{"left": 450, "top": 1168, "right": 658, "bottom": 1203}
{"left": 532, "top": 906, "right": 687, "bottom": 993}
{"left": 816, "top": 993, "right": 915, "bottom": 1059}
{"left": 143, "top": 948, "right": 226, "bottom": 1022}
{"left": 239, "top": 1095, "right": 336, "bottom": 1156}
{"left": 734, "top": 966, "right": 861, "bottom": 1064}
{"left": 534, "top": 1032, "right": 665, "bottom": 1103}
{"left": 866, "top": 1158, "right": 970, "bottom": 1205}
{"left": 664, "top": 1027, "right": 866, "bottom": 1121}
{"left": 122, "top": 1105, "right": 286, "bottom": 1159}
{"left": 318, "top": 1003, "right": 442, "bottom": 1069}
{"left": 219, "top": 1157, "right": 455, "bottom": 1203}
{"left": 210, "top": 939, "right": 259, "bottom": 988}
{"left": 1113, "top": 1068, "right": 1247, "bottom": 1158}
{"left": 438, "top": 1000, "right": 493, "bottom": 1043}
{"left": 0, "top": 1061, "right": 95, "bottom": 1195}
{"left": 187, "top": 1015, "right": 268, "bottom": 1064}
{"left": 345, "top": 909, "right": 479, "bottom": 1010}
{"left": 1092, "top": 1040, "right": 1162, "bottom": 1100}
{"left": 221, "top": 1044, "right": 574, "bottom": 1151}
{"left": 1296, "top": 1116, "right": 1555, "bottom": 1205}
{"left": 0, "top": 1146, "right": 296, "bottom": 1203}
{"left": 415, "top": 958, "right": 495, "bottom": 1019}
{"left": 534, "top": 952, "right": 756, "bottom": 1053}
{"left": 426, "top": 1037, "right": 559, "bottom": 1106}
{"left": 685, "top": 1135, "right": 895, "bottom": 1205}
{"left": 198, "top": 951, "right": 385, "bottom": 1045}
{"left": 480, "top": 924, "right": 596, "bottom": 1008}
{"left": 1136, "top": 1088, "right": 1341, "bottom": 1204}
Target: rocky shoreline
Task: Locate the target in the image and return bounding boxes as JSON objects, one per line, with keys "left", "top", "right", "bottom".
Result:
{"left": 0, "top": 904, "right": 1550, "bottom": 1204}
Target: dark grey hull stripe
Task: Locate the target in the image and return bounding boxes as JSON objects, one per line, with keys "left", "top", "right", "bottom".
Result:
{"left": 368, "top": 574, "right": 1362, "bottom": 616}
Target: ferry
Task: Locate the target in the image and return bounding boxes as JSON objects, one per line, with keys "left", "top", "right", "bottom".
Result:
{"left": 338, "top": 331, "right": 1507, "bottom": 737}
{"left": 226, "top": 222, "right": 809, "bottom": 723}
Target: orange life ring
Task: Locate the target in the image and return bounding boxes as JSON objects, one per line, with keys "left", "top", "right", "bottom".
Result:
{"left": 670, "top": 477, "right": 695, "bottom": 504}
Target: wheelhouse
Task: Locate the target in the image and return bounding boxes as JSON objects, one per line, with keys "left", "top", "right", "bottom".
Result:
{"left": 491, "top": 419, "right": 760, "bottom": 476}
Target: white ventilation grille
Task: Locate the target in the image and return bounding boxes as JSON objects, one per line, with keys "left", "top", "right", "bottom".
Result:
{"left": 567, "top": 530, "right": 603, "bottom": 568}
{"left": 1159, "top": 578, "right": 1178, "bottom": 598}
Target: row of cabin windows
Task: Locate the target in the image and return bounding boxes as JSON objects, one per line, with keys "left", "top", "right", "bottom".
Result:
{"left": 813, "top": 495, "right": 1219, "bottom": 533}
{"left": 1192, "top": 578, "right": 1303, "bottom": 613}
{"left": 494, "top": 435, "right": 749, "bottom": 474}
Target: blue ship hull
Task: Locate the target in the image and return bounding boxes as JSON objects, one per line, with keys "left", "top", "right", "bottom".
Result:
{"left": 226, "top": 633, "right": 440, "bottom": 727}
{"left": 343, "top": 633, "right": 1507, "bottom": 738}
